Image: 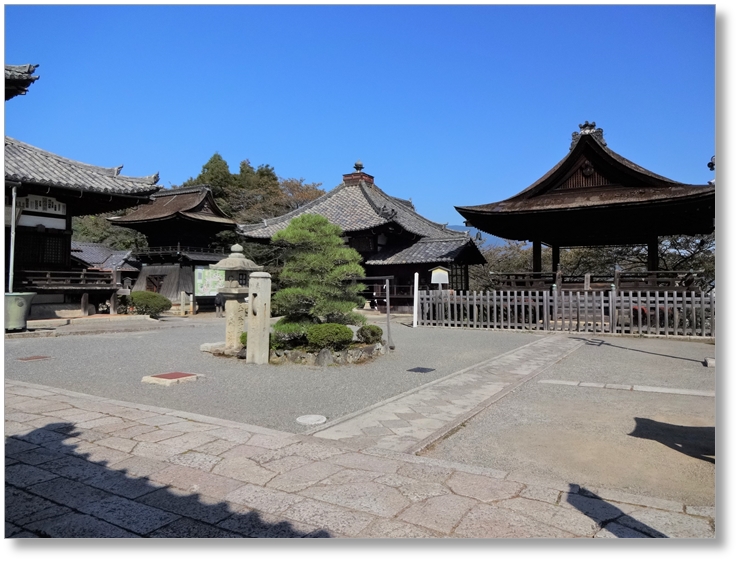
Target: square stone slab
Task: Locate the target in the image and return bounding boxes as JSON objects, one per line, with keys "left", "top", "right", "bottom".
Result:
{"left": 141, "top": 372, "right": 200, "bottom": 386}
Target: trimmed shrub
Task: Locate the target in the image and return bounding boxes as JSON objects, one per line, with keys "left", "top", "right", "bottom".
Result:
{"left": 272, "top": 319, "right": 311, "bottom": 349}
{"left": 357, "top": 324, "right": 383, "bottom": 345}
{"left": 240, "top": 331, "right": 247, "bottom": 347}
{"left": 129, "top": 291, "right": 172, "bottom": 318}
{"left": 306, "top": 323, "right": 353, "bottom": 351}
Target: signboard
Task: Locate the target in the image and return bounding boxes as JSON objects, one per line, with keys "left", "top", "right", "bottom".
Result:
{"left": 430, "top": 267, "right": 450, "bottom": 285}
{"left": 16, "top": 195, "right": 67, "bottom": 216}
{"left": 194, "top": 267, "right": 225, "bottom": 296}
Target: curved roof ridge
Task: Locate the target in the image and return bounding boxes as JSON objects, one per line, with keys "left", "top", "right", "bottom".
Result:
{"left": 599, "top": 142, "right": 681, "bottom": 184}
{"left": 152, "top": 185, "right": 210, "bottom": 198}
{"left": 5, "top": 136, "right": 159, "bottom": 185}
{"left": 361, "top": 181, "right": 469, "bottom": 239}
{"left": 240, "top": 182, "right": 352, "bottom": 231}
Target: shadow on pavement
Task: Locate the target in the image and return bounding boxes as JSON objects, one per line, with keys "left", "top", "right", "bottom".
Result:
{"left": 572, "top": 337, "right": 707, "bottom": 364}
{"left": 565, "top": 484, "right": 667, "bottom": 538}
{"left": 628, "top": 417, "right": 715, "bottom": 464}
{"left": 6, "top": 423, "right": 332, "bottom": 538}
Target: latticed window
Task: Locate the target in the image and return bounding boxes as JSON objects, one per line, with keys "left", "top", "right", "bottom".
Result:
{"left": 15, "top": 231, "right": 69, "bottom": 268}
{"left": 450, "top": 264, "right": 468, "bottom": 291}
{"left": 350, "top": 236, "right": 375, "bottom": 253}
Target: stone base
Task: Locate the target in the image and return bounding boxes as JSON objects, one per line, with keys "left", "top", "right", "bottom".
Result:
{"left": 201, "top": 341, "right": 386, "bottom": 365}
{"left": 200, "top": 342, "right": 242, "bottom": 357}
{"left": 269, "top": 342, "right": 386, "bottom": 366}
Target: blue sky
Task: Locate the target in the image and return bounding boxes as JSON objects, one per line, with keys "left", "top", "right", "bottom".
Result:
{"left": 4, "top": 3, "right": 716, "bottom": 226}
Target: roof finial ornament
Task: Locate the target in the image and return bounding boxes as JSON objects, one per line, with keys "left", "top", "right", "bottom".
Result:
{"left": 571, "top": 121, "right": 606, "bottom": 150}
{"left": 354, "top": 160, "right": 364, "bottom": 172}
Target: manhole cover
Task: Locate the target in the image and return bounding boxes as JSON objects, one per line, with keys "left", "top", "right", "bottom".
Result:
{"left": 407, "top": 367, "right": 435, "bottom": 373}
{"left": 17, "top": 356, "right": 51, "bottom": 362}
{"left": 141, "top": 372, "right": 200, "bottom": 386}
{"left": 296, "top": 415, "right": 327, "bottom": 426}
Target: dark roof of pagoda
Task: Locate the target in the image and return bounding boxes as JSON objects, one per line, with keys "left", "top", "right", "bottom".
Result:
{"left": 239, "top": 169, "right": 484, "bottom": 266}
{"left": 5, "top": 64, "right": 39, "bottom": 100}
{"left": 70, "top": 241, "right": 140, "bottom": 272}
{"left": 4, "top": 136, "right": 161, "bottom": 196}
{"left": 109, "top": 185, "right": 236, "bottom": 227}
{"left": 456, "top": 122, "right": 714, "bottom": 216}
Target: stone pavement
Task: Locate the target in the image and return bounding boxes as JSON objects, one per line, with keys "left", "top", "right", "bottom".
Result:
{"left": 309, "top": 335, "right": 585, "bottom": 453}
{"left": 5, "top": 379, "right": 714, "bottom": 538}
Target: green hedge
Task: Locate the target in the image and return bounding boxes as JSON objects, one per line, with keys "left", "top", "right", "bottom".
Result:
{"left": 357, "top": 324, "right": 383, "bottom": 344}
{"left": 306, "top": 323, "right": 354, "bottom": 351}
{"left": 129, "top": 291, "right": 172, "bottom": 318}
{"left": 272, "top": 319, "right": 311, "bottom": 349}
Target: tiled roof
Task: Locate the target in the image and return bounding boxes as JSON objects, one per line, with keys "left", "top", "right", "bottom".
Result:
{"left": 70, "top": 242, "right": 140, "bottom": 272}
{"left": 109, "top": 185, "right": 235, "bottom": 225}
{"left": 239, "top": 178, "right": 484, "bottom": 266}
{"left": 365, "top": 237, "right": 479, "bottom": 265}
{"left": 239, "top": 180, "right": 464, "bottom": 240}
{"left": 5, "top": 64, "right": 39, "bottom": 100}
{"left": 5, "top": 137, "right": 161, "bottom": 196}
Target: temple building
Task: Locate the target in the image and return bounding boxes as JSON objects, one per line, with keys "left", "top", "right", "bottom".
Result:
{"left": 5, "top": 64, "right": 162, "bottom": 317}
{"left": 239, "top": 162, "right": 486, "bottom": 311}
{"left": 108, "top": 185, "right": 237, "bottom": 305}
{"left": 455, "top": 122, "right": 715, "bottom": 274}
{"left": 4, "top": 137, "right": 161, "bottom": 315}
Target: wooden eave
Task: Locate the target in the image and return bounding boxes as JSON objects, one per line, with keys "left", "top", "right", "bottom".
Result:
{"left": 455, "top": 132, "right": 715, "bottom": 247}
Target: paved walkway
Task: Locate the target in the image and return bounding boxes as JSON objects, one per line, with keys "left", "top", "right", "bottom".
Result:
{"left": 309, "top": 335, "right": 585, "bottom": 453}
{"left": 5, "top": 379, "right": 714, "bottom": 538}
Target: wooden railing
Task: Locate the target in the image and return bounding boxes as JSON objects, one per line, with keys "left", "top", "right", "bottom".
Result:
{"left": 15, "top": 269, "right": 116, "bottom": 290}
{"left": 418, "top": 288, "right": 715, "bottom": 338}
{"left": 488, "top": 270, "right": 705, "bottom": 292}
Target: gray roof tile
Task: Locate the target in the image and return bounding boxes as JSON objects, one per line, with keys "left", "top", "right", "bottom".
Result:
{"left": 5, "top": 136, "right": 161, "bottom": 196}
{"left": 239, "top": 179, "right": 484, "bottom": 266}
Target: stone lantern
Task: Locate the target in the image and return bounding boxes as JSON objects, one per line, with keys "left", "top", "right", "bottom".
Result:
{"left": 209, "top": 244, "right": 264, "bottom": 352}
{"left": 209, "top": 244, "right": 263, "bottom": 301}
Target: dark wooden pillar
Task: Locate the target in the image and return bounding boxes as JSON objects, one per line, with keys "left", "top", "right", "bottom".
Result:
{"left": 647, "top": 236, "right": 659, "bottom": 271}
{"left": 532, "top": 240, "right": 542, "bottom": 273}
{"left": 551, "top": 245, "right": 560, "bottom": 273}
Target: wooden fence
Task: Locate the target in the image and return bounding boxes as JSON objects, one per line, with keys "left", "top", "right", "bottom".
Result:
{"left": 417, "top": 289, "right": 715, "bottom": 338}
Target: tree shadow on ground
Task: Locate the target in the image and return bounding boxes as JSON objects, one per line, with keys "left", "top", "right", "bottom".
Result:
{"left": 628, "top": 417, "right": 715, "bottom": 464}
{"left": 5, "top": 423, "right": 332, "bottom": 538}
{"left": 571, "top": 337, "right": 707, "bottom": 364}
{"left": 565, "top": 484, "right": 667, "bottom": 538}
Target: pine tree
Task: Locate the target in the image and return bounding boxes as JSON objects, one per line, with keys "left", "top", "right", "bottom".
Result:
{"left": 272, "top": 214, "right": 366, "bottom": 325}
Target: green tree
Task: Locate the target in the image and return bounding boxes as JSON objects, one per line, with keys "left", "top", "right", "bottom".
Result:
{"left": 179, "top": 153, "right": 325, "bottom": 224}
{"left": 271, "top": 214, "right": 366, "bottom": 326}
{"left": 181, "top": 152, "right": 236, "bottom": 214}
{"left": 72, "top": 214, "right": 148, "bottom": 250}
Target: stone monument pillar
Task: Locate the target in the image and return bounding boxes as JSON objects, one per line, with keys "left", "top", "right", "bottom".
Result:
{"left": 246, "top": 272, "right": 271, "bottom": 365}
{"left": 225, "top": 299, "right": 249, "bottom": 351}
{"left": 209, "top": 244, "right": 264, "bottom": 355}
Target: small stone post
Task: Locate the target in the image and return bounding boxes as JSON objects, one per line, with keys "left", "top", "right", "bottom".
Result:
{"left": 246, "top": 272, "right": 271, "bottom": 365}
{"left": 180, "top": 291, "right": 187, "bottom": 316}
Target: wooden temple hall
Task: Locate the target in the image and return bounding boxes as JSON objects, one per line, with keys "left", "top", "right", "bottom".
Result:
{"left": 5, "top": 63, "right": 162, "bottom": 317}
{"left": 239, "top": 162, "right": 485, "bottom": 311}
{"left": 107, "top": 185, "right": 237, "bottom": 305}
{"left": 455, "top": 122, "right": 715, "bottom": 289}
